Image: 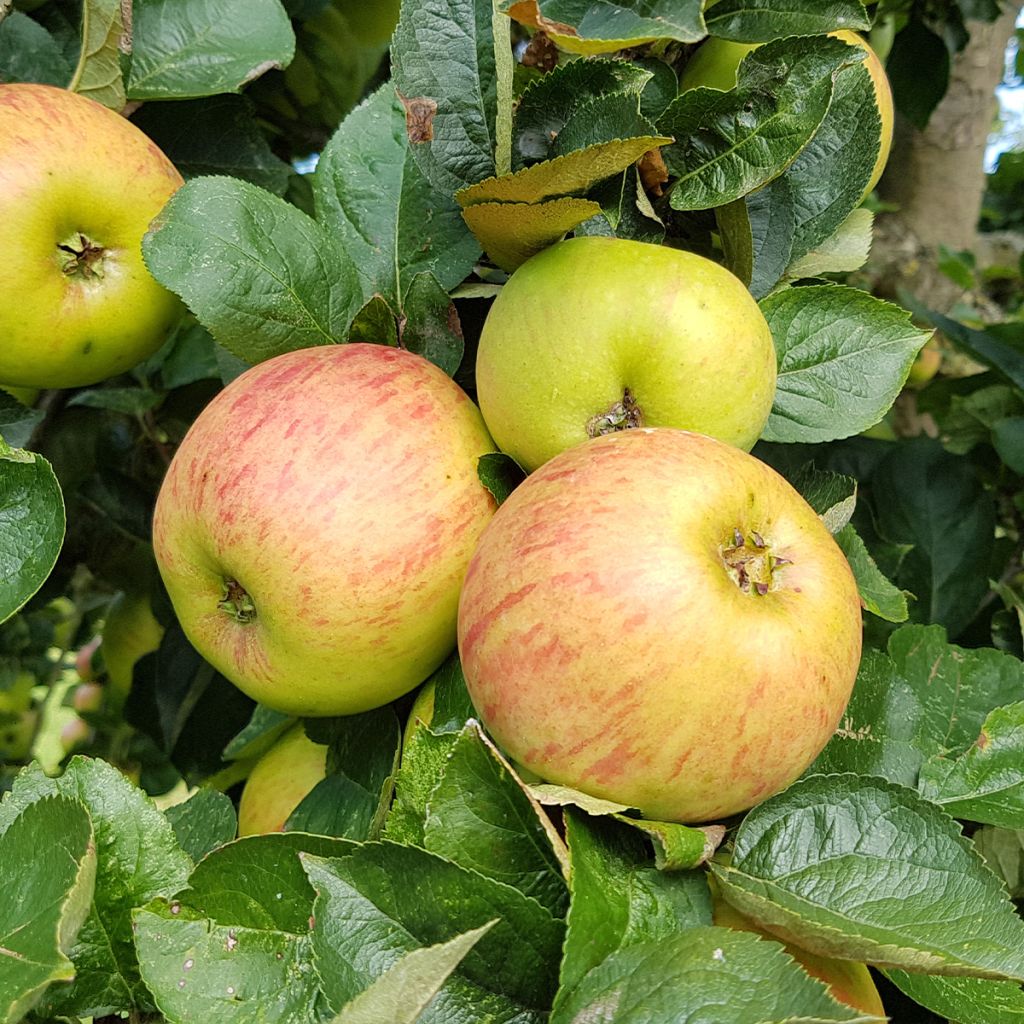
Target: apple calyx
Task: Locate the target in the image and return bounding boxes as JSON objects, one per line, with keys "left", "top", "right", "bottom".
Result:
{"left": 218, "top": 579, "right": 256, "bottom": 624}
{"left": 57, "top": 232, "right": 108, "bottom": 280}
{"left": 586, "top": 387, "right": 643, "bottom": 438}
{"left": 721, "top": 528, "right": 791, "bottom": 595}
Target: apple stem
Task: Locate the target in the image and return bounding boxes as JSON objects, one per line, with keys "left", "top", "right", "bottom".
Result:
{"left": 721, "top": 530, "right": 788, "bottom": 595}
{"left": 56, "top": 232, "right": 107, "bottom": 280}
{"left": 586, "top": 387, "right": 644, "bottom": 438}
{"left": 218, "top": 579, "right": 256, "bottom": 624}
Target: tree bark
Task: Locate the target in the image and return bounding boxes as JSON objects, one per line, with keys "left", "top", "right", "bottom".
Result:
{"left": 870, "top": 3, "right": 1022, "bottom": 311}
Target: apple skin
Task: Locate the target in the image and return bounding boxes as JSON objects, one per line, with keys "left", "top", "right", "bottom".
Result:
{"left": 237, "top": 725, "right": 329, "bottom": 837}
{"left": 679, "top": 32, "right": 894, "bottom": 196}
{"left": 475, "top": 237, "right": 776, "bottom": 473}
{"left": 712, "top": 894, "right": 885, "bottom": 1017}
{"left": 154, "top": 344, "right": 497, "bottom": 717}
{"left": 458, "top": 429, "right": 862, "bottom": 824}
{"left": 0, "top": 84, "right": 183, "bottom": 389}
{"left": 102, "top": 591, "right": 165, "bottom": 701}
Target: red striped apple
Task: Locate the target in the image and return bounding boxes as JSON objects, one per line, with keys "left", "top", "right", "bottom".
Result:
{"left": 0, "top": 84, "right": 183, "bottom": 389}
{"left": 458, "top": 429, "right": 862, "bottom": 823}
{"left": 475, "top": 237, "right": 776, "bottom": 472}
{"left": 154, "top": 344, "right": 497, "bottom": 717}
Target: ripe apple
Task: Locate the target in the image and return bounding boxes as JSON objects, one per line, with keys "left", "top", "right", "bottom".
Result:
{"left": 711, "top": 892, "right": 885, "bottom": 1017}
{"left": 102, "top": 591, "right": 165, "bottom": 701}
{"left": 72, "top": 682, "right": 105, "bottom": 714}
{"left": 906, "top": 341, "right": 942, "bottom": 389}
{"left": 678, "top": 31, "right": 894, "bottom": 196}
{"left": 0, "top": 84, "right": 183, "bottom": 389}
{"left": 458, "top": 429, "right": 862, "bottom": 823}
{"left": 154, "top": 344, "right": 497, "bottom": 717}
{"left": 474, "top": 237, "right": 776, "bottom": 472}
{"left": 237, "top": 725, "right": 328, "bottom": 837}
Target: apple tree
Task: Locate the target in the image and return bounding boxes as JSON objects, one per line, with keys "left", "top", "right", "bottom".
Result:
{"left": 1, "top": 1, "right": 1024, "bottom": 1023}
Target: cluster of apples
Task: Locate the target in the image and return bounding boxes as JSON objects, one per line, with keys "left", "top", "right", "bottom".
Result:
{"left": 153, "top": 233, "right": 863, "bottom": 828}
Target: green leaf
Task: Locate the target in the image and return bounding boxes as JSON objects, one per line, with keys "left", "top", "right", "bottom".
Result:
{"left": 663, "top": 36, "right": 859, "bottom": 211}
{"left": 782, "top": 63, "right": 880, "bottom": 262}
{"left": 2, "top": 759, "right": 191, "bottom": 1018}
{"left": 512, "top": 58, "right": 653, "bottom": 168}
{"left": 531, "top": 785, "right": 632, "bottom": 815}
{"left": 428, "top": 655, "right": 477, "bottom": 735}
{"left": 131, "top": 95, "right": 292, "bottom": 194}
{"left": 712, "top": 774, "right": 1024, "bottom": 979}
{"left": 872, "top": 440, "right": 996, "bottom": 637}
{"left": 0, "top": 796, "right": 96, "bottom": 1024}
{"left": 68, "top": 388, "right": 163, "bottom": 415}
{"left": 222, "top": 705, "right": 293, "bottom": 762}
{"left": 134, "top": 901, "right": 325, "bottom": 1023}
{"left": 716, "top": 183, "right": 795, "bottom": 298}
{"left": 0, "top": 441, "right": 65, "bottom": 625}
{"left": 553, "top": 927, "right": 869, "bottom": 1024}
{"left": 900, "top": 295, "right": 1024, "bottom": 391}
{"left": 461, "top": 196, "right": 602, "bottom": 272}
{"left": 459, "top": 135, "right": 670, "bottom": 208}
{"left": 503, "top": 0, "right": 705, "bottom": 54}
{"left": 476, "top": 452, "right": 524, "bottom": 506}
{"left": 809, "top": 648, "right": 925, "bottom": 786}
{"left": 705, "top": 0, "right": 870, "bottom": 43}
{"left": 577, "top": 167, "right": 665, "bottom": 244}
{"left": 556, "top": 810, "right": 711, "bottom": 1005}
{"left": 919, "top": 702, "right": 1024, "bottom": 828}
{"left": 0, "top": 391, "right": 43, "bottom": 450}
{"left": 0, "top": 12, "right": 73, "bottom": 86}
{"left": 68, "top": 0, "right": 125, "bottom": 109}
{"left": 884, "top": 971, "right": 1024, "bottom": 1024}
{"left": 127, "top": 0, "right": 295, "bottom": 100}
{"left": 761, "top": 284, "right": 931, "bottom": 444}
{"left": 392, "top": 0, "right": 499, "bottom": 196}
{"left": 304, "top": 844, "right": 565, "bottom": 1022}
{"left": 835, "top": 524, "right": 909, "bottom": 623}
{"left": 398, "top": 272, "right": 465, "bottom": 376}
{"left": 788, "top": 463, "right": 856, "bottom": 533}
{"left": 975, "top": 826, "right": 1024, "bottom": 899}
{"left": 786, "top": 207, "right": 873, "bottom": 281}
{"left": 134, "top": 833, "right": 353, "bottom": 1023}
{"left": 330, "top": 923, "right": 496, "bottom": 1024}
{"left": 611, "top": 816, "right": 724, "bottom": 872}
{"left": 291, "top": 708, "right": 401, "bottom": 841}
{"left": 886, "top": 17, "right": 949, "bottom": 131}
{"left": 422, "top": 722, "right": 569, "bottom": 914}
{"left": 142, "top": 176, "right": 362, "bottom": 365}
{"left": 314, "top": 85, "right": 481, "bottom": 310}
{"left": 164, "top": 789, "right": 238, "bottom": 863}
{"left": 384, "top": 726, "right": 458, "bottom": 848}
{"left": 993, "top": 417, "right": 1024, "bottom": 474}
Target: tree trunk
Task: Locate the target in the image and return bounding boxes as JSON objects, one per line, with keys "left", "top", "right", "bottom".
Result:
{"left": 870, "top": 3, "right": 1022, "bottom": 311}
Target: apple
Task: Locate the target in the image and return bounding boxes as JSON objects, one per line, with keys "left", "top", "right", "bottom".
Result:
{"left": 0, "top": 84, "right": 183, "bottom": 389}
{"left": 102, "top": 591, "right": 165, "bottom": 701}
{"left": 59, "top": 716, "right": 93, "bottom": 753}
{"left": 906, "top": 341, "right": 942, "bottom": 389}
{"left": 711, "top": 892, "right": 885, "bottom": 1017}
{"left": 340, "top": 0, "right": 400, "bottom": 46}
{"left": 678, "top": 31, "right": 894, "bottom": 196}
{"left": 474, "top": 237, "right": 776, "bottom": 472}
{"left": 75, "top": 635, "right": 103, "bottom": 683}
{"left": 458, "top": 429, "right": 862, "bottom": 824}
{"left": 154, "top": 344, "right": 497, "bottom": 717}
{"left": 237, "top": 724, "right": 329, "bottom": 837}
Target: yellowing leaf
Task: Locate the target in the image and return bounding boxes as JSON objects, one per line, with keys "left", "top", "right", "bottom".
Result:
{"left": 462, "top": 197, "right": 601, "bottom": 272}
{"left": 457, "top": 136, "right": 671, "bottom": 207}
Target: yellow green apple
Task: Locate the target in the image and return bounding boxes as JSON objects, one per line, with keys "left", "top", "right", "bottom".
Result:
{"left": 102, "top": 591, "right": 165, "bottom": 701}
{"left": 154, "top": 344, "right": 497, "bottom": 717}
{"left": 907, "top": 341, "right": 942, "bottom": 389}
{"left": 475, "top": 237, "right": 776, "bottom": 472}
{"left": 0, "top": 84, "right": 183, "bottom": 389}
{"left": 237, "top": 724, "right": 329, "bottom": 836}
{"left": 2, "top": 386, "right": 38, "bottom": 406}
{"left": 712, "top": 893, "right": 885, "bottom": 1017}
{"left": 679, "top": 31, "right": 894, "bottom": 196}
{"left": 458, "top": 429, "right": 862, "bottom": 824}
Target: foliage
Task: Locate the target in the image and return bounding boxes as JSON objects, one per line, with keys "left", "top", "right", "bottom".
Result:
{"left": 0, "top": 0, "right": 1023, "bottom": 1022}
